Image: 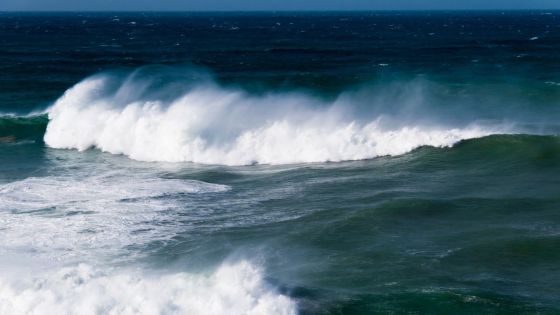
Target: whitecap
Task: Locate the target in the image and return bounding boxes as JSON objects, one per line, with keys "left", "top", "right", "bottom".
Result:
{"left": 44, "top": 72, "right": 511, "bottom": 166}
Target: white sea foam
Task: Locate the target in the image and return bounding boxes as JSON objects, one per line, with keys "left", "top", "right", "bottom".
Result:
{"left": 44, "top": 74, "right": 510, "bottom": 166}
{"left": 0, "top": 172, "right": 229, "bottom": 262}
{"left": 0, "top": 150, "right": 295, "bottom": 314}
{"left": 0, "top": 261, "right": 297, "bottom": 315}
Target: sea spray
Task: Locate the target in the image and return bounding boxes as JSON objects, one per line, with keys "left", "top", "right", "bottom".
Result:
{"left": 44, "top": 71, "right": 511, "bottom": 165}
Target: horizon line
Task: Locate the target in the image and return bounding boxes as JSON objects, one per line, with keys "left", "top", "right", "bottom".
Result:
{"left": 1, "top": 8, "right": 560, "bottom": 13}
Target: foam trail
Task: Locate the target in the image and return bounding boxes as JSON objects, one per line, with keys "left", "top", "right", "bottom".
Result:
{"left": 0, "top": 261, "right": 297, "bottom": 315}
{"left": 0, "top": 172, "right": 229, "bottom": 262}
{"left": 44, "top": 73, "right": 510, "bottom": 165}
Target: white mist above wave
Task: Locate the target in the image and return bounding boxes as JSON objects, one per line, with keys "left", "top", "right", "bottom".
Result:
{"left": 0, "top": 261, "right": 296, "bottom": 315}
{"left": 44, "top": 73, "right": 512, "bottom": 166}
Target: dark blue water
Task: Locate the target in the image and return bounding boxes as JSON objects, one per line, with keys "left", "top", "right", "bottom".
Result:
{"left": 0, "top": 12, "right": 559, "bottom": 314}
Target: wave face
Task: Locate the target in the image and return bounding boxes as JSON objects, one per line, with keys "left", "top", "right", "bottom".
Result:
{"left": 0, "top": 261, "right": 296, "bottom": 315}
{"left": 43, "top": 69, "right": 512, "bottom": 165}
{"left": 0, "top": 114, "right": 48, "bottom": 143}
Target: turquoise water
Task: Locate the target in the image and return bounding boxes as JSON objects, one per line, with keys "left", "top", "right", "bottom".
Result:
{"left": 1, "top": 12, "right": 560, "bottom": 314}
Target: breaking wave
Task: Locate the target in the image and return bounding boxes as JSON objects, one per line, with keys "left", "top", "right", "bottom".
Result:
{"left": 42, "top": 68, "right": 513, "bottom": 165}
{"left": 0, "top": 261, "right": 297, "bottom": 315}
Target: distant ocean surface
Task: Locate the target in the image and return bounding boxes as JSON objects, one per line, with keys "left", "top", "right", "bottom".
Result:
{"left": 1, "top": 11, "right": 560, "bottom": 314}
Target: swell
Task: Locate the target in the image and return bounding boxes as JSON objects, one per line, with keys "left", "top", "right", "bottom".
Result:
{"left": 412, "top": 134, "right": 560, "bottom": 162}
{"left": 448, "top": 134, "right": 560, "bottom": 158}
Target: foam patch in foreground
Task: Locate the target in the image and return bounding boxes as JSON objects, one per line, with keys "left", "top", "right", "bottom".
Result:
{"left": 0, "top": 261, "right": 297, "bottom": 315}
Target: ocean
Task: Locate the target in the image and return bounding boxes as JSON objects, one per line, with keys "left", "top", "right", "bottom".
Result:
{"left": 1, "top": 11, "right": 560, "bottom": 314}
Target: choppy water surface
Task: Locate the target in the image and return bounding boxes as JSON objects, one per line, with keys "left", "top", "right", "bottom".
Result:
{"left": 1, "top": 11, "right": 560, "bottom": 314}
